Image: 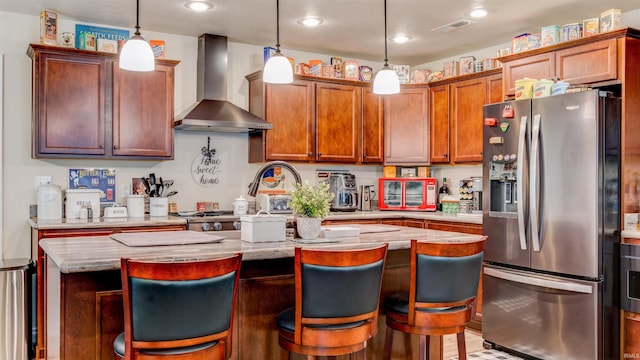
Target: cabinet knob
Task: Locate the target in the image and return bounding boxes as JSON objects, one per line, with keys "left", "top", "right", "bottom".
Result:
{"left": 444, "top": 153, "right": 448, "bottom": 157}
{"left": 113, "top": 145, "right": 118, "bottom": 150}
{"left": 308, "top": 152, "right": 313, "bottom": 156}
{"left": 99, "top": 145, "right": 104, "bottom": 149}
{"left": 318, "top": 152, "right": 322, "bottom": 157}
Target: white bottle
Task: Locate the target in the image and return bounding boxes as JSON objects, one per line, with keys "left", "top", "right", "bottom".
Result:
{"left": 233, "top": 195, "right": 248, "bottom": 216}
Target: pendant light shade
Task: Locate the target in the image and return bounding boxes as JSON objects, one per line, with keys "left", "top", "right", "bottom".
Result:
{"left": 373, "top": 0, "right": 400, "bottom": 95}
{"left": 263, "top": 0, "right": 293, "bottom": 84}
{"left": 119, "top": 0, "right": 155, "bottom": 72}
{"left": 373, "top": 65, "right": 401, "bottom": 94}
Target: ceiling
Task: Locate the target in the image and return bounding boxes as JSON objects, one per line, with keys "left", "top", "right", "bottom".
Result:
{"left": 2, "top": 0, "right": 639, "bottom": 65}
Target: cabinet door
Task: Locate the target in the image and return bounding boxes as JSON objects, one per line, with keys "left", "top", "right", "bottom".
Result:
{"left": 112, "top": 63, "right": 174, "bottom": 158}
{"left": 502, "top": 53, "right": 555, "bottom": 96}
{"left": 315, "top": 83, "right": 360, "bottom": 162}
{"left": 429, "top": 85, "right": 450, "bottom": 163}
{"left": 625, "top": 312, "right": 640, "bottom": 355}
{"left": 265, "top": 81, "right": 314, "bottom": 161}
{"left": 361, "top": 88, "right": 384, "bottom": 163}
{"left": 486, "top": 74, "right": 503, "bottom": 104}
{"left": 384, "top": 88, "right": 430, "bottom": 164}
{"left": 556, "top": 38, "right": 617, "bottom": 84}
{"left": 35, "top": 53, "right": 106, "bottom": 156}
{"left": 451, "top": 78, "right": 486, "bottom": 163}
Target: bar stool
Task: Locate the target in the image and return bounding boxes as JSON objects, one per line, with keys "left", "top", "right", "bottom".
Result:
{"left": 113, "top": 254, "right": 242, "bottom": 360}
{"left": 277, "top": 244, "right": 388, "bottom": 359}
{"left": 382, "top": 237, "right": 487, "bottom": 360}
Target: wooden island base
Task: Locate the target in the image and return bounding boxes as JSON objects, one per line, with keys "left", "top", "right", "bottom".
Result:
{"left": 45, "top": 249, "right": 448, "bottom": 360}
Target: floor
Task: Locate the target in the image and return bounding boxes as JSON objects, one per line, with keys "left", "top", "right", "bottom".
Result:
{"left": 444, "top": 328, "right": 524, "bottom": 360}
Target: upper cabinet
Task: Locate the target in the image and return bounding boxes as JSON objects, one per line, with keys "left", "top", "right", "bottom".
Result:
{"left": 246, "top": 71, "right": 381, "bottom": 164}
{"left": 429, "top": 70, "right": 502, "bottom": 165}
{"left": 28, "top": 44, "right": 179, "bottom": 160}
{"left": 501, "top": 32, "right": 621, "bottom": 97}
{"left": 384, "top": 87, "right": 430, "bottom": 165}
{"left": 361, "top": 88, "right": 384, "bottom": 163}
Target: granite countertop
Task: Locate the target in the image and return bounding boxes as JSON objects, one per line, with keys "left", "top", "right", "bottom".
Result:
{"left": 40, "top": 226, "right": 484, "bottom": 274}
{"left": 621, "top": 230, "right": 640, "bottom": 239}
{"left": 29, "top": 210, "right": 481, "bottom": 230}
{"left": 29, "top": 215, "right": 187, "bottom": 230}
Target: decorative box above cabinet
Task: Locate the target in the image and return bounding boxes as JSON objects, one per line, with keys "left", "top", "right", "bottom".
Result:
{"left": 28, "top": 44, "right": 179, "bottom": 160}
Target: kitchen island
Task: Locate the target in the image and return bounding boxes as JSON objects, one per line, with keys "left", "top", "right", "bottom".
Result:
{"left": 39, "top": 226, "right": 484, "bottom": 360}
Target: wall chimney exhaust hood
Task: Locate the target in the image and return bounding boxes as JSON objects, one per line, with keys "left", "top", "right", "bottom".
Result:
{"left": 174, "top": 34, "right": 272, "bottom": 132}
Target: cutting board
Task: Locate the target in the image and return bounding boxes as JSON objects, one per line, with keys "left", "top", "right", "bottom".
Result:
{"left": 110, "top": 230, "right": 225, "bottom": 247}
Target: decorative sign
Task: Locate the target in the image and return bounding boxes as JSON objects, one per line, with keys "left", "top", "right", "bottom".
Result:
{"left": 69, "top": 168, "right": 116, "bottom": 203}
{"left": 191, "top": 137, "right": 222, "bottom": 187}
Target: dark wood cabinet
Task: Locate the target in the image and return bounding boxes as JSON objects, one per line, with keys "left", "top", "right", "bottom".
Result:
{"left": 361, "top": 88, "right": 385, "bottom": 163}
{"left": 429, "top": 84, "right": 450, "bottom": 164}
{"left": 315, "top": 82, "right": 360, "bottom": 162}
{"left": 384, "top": 87, "right": 430, "bottom": 164}
{"left": 32, "top": 51, "right": 107, "bottom": 156}
{"left": 112, "top": 63, "right": 174, "bottom": 157}
{"left": 264, "top": 80, "right": 315, "bottom": 162}
{"left": 450, "top": 77, "right": 487, "bottom": 163}
{"left": 428, "top": 71, "right": 502, "bottom": 165}
{"left": 624, "top": 311, "right": 640, "bottom": 356}
{"left": 246, "top": 71, "right": 382, "bottom": 164}
{"left": 28, "top": 44, "right": 178, "bottom": 160}
{"left": 33, "top": 224, "right": 186, "bottom": 360}
{"left": 501, "top": 33, "right": 623, "bottom": 97}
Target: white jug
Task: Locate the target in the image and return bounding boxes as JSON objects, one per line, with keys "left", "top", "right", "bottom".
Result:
{"left": 37, "top": 183, "right": 62, "bottom": 220}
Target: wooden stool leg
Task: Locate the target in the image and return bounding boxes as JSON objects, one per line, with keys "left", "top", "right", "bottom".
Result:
{"left": 457, "top": 331, "right": 467, "bottom": 360}
{"left": 383, "top": 326, "right": 394, "bottom": 360}
{"left": 419, "top": 335, "right": 430, "bottom": 360}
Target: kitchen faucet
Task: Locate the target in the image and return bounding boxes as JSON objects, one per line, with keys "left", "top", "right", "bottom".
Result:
{"left": 247, "top": 161, "right": 302, "bottom": 197}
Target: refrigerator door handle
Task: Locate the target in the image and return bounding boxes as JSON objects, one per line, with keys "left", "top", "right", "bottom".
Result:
{"left": 484, "top": 267, "right": 593, "bottom": 294}
{"left": 516, "top": 116, "right": 528, "bottom": 251}
{"left": 530, "top": 114, "right": 542, "bottom": 252}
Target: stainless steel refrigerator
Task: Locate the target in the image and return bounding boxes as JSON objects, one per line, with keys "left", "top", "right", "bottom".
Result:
{"left": 481, "top": 90, "right": 620, "bottom": 360}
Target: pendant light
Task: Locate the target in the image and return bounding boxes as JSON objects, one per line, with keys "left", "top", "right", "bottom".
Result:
{"left": 263, "top": 0, "right": 293, "bottom": 84}
{"left": 373, "top": 0, "right": 400, "bottom": 95}
{"left": 119, "top": 0, "right": 155, "bottom": 72}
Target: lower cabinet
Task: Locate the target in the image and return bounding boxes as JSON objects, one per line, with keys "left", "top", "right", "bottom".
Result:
{"left": 45, "top": 249, "right": 440, "bottom": 360}
{"left": 34, "top": 224, "right": 185, "bottom": 360}
{"left": 624, "top": 311, "right": 640, "bottom": 356}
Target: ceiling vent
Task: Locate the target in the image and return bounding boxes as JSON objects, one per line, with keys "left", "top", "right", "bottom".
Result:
{"left": 431, "top": 19, "right": 474, "bottom": 33}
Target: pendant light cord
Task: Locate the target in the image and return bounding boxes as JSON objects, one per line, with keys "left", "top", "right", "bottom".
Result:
{"left": 383, "top": 0, "right": 389, "bottom": 66}
{"left": 134, "top": 0, "right": 141, "bottom": 35}
{"left": 275, "top": 0, "right": 281, "bottom": 53}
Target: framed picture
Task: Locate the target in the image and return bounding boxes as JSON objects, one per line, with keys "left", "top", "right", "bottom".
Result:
{"left": 344, "top": 60, "right": 360, "bottom": 81}
{"left": 69, "top": 168, "right": 116, "bottom": 203}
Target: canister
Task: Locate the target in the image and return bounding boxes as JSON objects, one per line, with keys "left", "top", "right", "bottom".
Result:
{"left": 240, "top": 211, "right": 286, "bottom": 242}
{"left": 65, "top": 189, "right": 101, "bottom": 219}
{"left": 533, "top": 79, "right": 554, "bottom": 98}
{"left": 551, "top": 81, "right": 570, "bottom": 96}
{"left": 514, "top": 78, "right": 537, "bottom": 100}
{"left": 126, "top": 195, "right": 145, "bottom": 218}
{"left": 233, "top": 195, "right": 248, "bottom": 216}
{"left": 37, "top": 182, "right": 62, "bottom": 220}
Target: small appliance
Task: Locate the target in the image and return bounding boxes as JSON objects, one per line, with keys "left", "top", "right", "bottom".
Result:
{"left": 358, "top": 185, "right": 373, "bottom": 211}
{"left": 471, "top": 177, "right": 482, "bottom": 213}
{"left": 255, "top": 193, "right": 293, "bottom": 214}
{"left": 327, "top": 173, "right": 358, "bottom": 211}
{"left": 378, "top": 177, "right": 436, "bottom": 211}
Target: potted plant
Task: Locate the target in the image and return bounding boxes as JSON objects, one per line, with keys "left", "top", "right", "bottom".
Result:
{"left": 289, "top": 181, "right": 334, "bottom": 239}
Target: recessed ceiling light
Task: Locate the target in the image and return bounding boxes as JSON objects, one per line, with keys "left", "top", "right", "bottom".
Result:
{"left": 184, "top": 1, "right": 214, "bottom": 12}
{"left": 470, "top": 8, "right": 487, "bottom": 18}
{"left": 297, "top": 17, "right": 324, "bottom": 27}
{"left": 390, "top": 35, "right": 413, "bottom": 44}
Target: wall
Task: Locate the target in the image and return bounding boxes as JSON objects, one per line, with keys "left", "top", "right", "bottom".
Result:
{"left": 0, "top": 10, "right": 387, "bottom": 259}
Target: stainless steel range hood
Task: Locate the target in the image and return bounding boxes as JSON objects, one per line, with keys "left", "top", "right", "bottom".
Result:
{"left": 174, "top": 34, "right": 272, "bottom": 132}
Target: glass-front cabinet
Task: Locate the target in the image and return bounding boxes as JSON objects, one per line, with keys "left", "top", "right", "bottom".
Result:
{"left": 378, "top": 178, "right": 437, "bottom": 211}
